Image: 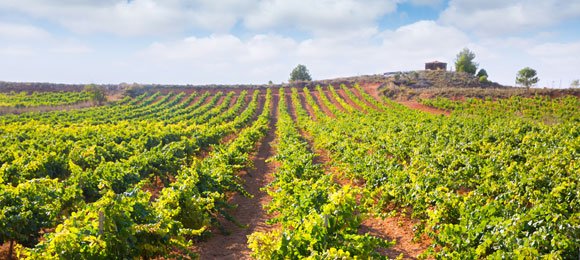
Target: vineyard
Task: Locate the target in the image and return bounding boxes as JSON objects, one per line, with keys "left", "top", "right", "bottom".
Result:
{"left": 0, "top": 91, "right": 92, "bottom": 108}
{"left": 0, "top": 84, "right": 578, "bottom": 259}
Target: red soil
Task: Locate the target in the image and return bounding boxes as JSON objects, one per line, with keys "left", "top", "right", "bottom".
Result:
{"left": 193, "top": 92, "right": 279, "bottom": 259}
{"left": 297, "top": 89, "right": 317, "bottom": 121}
{"left": 0, "top": 241, "right": 12, "bottom": 260}
{"left": 321, "top": 87, "right": 346, "bottom": 113}
{"left": 360, "top": 215, "right": 432, "bottom": 259}
{"left": 295, "top": 88, "right": 432, "bottom": 259}
{"left": 351, "top": 86, "right": 383, "bottom": 112}
{"left": 186, "top": 91, "right": 205, "bottom": 107}
{"left": 311, "top": 90, "right": 335, "bottom": 118}
{"left": 359, "top": 82, "right": 383, "bottom": 101}
{"left": 288, "top": 89, "right": 430, "bottom": 259}
{"left": 336, "top": 88, "right": 364, "bottom": 112}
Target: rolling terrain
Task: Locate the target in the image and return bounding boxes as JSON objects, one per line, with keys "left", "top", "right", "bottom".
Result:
{"left": 0, "top": 82, "right": 578, "bottom": 259}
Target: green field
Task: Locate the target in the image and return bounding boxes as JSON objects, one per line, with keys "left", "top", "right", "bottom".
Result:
{"left": 0, "top": 84, "right": 578, "bottom": 259}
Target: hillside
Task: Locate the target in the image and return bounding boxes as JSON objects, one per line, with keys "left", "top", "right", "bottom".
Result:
{"left": 1, "top": 83, "right": 579, "bottom": 259}
{"left": 372, "top": 70, "right": 580, "bottom": 100}
{"left": 2, "top": 71, "right": 579, "bottom": 107}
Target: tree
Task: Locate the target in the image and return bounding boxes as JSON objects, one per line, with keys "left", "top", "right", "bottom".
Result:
{"left": 516, "top": 67, "right": 539, "bottom": 89}
{"left": 84, "top": 84, "right": 107, "bottom": 105}
{"left": 476, "top": 68, "right": 488, "bottom": 78}
{"left": 571, "top": 79, "right": 579, "bottom": 88}
{"left": 455, "top": 48, "right": 478, "bottom": 75}
{"left": 289, "top": 64, "right": 312, "bottom": 82}
{"left": 476, "top": 69, "right": 489, "bottom": 83}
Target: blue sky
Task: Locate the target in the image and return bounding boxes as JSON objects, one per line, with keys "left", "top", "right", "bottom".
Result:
{"left": 0, "top": 0, "right": 579, "bottom": 87}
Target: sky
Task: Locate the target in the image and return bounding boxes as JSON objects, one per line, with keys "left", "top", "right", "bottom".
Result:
{"left": 0, "top": 0, "right": 579, "bottom": 87}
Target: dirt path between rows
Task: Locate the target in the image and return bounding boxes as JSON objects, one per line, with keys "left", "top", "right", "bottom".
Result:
{"left": 311, "top": 90, "right": 335, "bottom": 118}
{"left": 360, "top": 215, "right": 432, "bottom": 260}
{"left": 350, "top": 88, "right": 383, "bottom": 112}
{"left": 322, "top": 88, "right": 346, "bottom": 113}
{"left": 292, "top": 89, "right": 432, "bottom": 259}
{"left": 298, "top": 89, "right": 317, "bottom": 121}
{"left": 336, "top": 88, "right": 365, "bottom": 113}
{"left": 359, "top": 83, "right": 383, "bottom": 101}
{"left": 194, "top": 92, "right": 279, "bottom": 259}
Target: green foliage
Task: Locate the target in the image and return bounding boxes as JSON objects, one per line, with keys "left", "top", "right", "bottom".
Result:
{"left": 479, "top": 75, "right": 489, "bottom": 83}
{"left": 455, "top": 48, "right": 478, "bottom": 75}
{"left": 0, "top": 91, "right": 92, "bottom": 107}
{"left": 516, "top": 67, "right": 539, "bottom": 88}
{"left": 289, "top": 64, "right": 312, "bottom": 82}
{"left": 1, "top": 89, "right": 271, "bottom": 259}
{"left": 302, "top": 85, "right": 579, "bottom": 259}
{"left": 2, "top": 83, "right": 578, "bottom": 259}
{"left": 570, "top": 79, "right": 579, "bottom": 88}
{"left": 84, "top": 84, "right": 107, "bottom": 105}
{"left": 0, "top": 178, "right": 77, "bottom": 258}
{"left": 476, "top": 68, "right": 488, "bottom": 78}
{"left": 248, "top": 88, "right": 392, "bottom": 259}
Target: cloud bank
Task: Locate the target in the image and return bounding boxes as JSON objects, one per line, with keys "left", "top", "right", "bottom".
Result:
{"left": 0, "top": 0, "right": 579, "bottom": 87}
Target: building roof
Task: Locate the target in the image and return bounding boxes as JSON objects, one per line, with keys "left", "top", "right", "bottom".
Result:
{"left": 426, "top": 60, "right": 447, "bottom": 64}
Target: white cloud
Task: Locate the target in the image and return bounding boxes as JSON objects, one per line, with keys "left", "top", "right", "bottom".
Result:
{"left": 0, "top": 0, "right": 403, "bottom": 36}
{"left": 439, "top": 0, "right": 580, "bottom": 36}
{"left": 0, "top": 0, "right": 390, "bottom": 36}
{"left": 381, "top": 21, "right": 468, "bottom": 56}
{"left": 0, "top": 19, "right": 478, "bottom": 84}
{"left": 0, "top": 0, "right": 256, "bottom": 36}
{"left": 0, "top": 22, "right": 51, "bottom": 40}
{"left": 49, "top": 44, "right": 93, "bottom": 54}
{"left": 244, "top": 0, "right": 398, "bottom": 35}
{"left": 529, "top": 42, "right": 580, "bottom": 59}
{"left": 131, "top": 20, "right": 470, "bottom": 84}
{"left": 0, "top": 1, "right": 577, "bottom": 88}
{"left": 527, "top": 41, "right": 580, "bottom": 87}
{"left": 0, "top": 46, "right": 35, "bottom": 56}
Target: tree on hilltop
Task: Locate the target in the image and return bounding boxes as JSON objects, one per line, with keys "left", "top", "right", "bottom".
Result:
{"left": 455, "top": 48, "right": 478, "bottom": 75}
{"left": 289, "top": 64, "right": 312, "bottom": 82}
{"left": 516, "top": 67, "right": 539, "bottom": 89}
{"left": 477, "top": 68, "right": 489, "bottom": 83}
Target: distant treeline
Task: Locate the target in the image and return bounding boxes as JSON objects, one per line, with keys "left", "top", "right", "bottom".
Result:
{"left": 0, "top": 81, "right": 122, "bottom": 93}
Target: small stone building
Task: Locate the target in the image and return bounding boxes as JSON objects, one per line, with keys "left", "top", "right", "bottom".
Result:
{"left": 425, "top": 61, "right": 447, "bottom": 71}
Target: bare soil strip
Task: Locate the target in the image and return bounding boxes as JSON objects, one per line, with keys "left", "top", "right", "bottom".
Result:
{"left": 228, "top": 93, "right": 239, "bottom": 107}
{"left": 310, "top": 89, "right": 335, "bottom": 118}
{"left": 146, "top": 94, "right": 254, "bottom": 202}
{"left": 297, "top": 89, "right": 317, "bottom": 121}
{"left": 336, "top": 88, "right": 364, "bottom": 112}
{"left": 186, "top": 92, "right": 204, "bottom": 107}
{"left": 214, "top": 94, "right": 227, "bottom": 109}
{"left": 0, "top": 242, "right": 11, "bottom": 260}
{"left": 284, "top": 88, "right": 299, "bottom": 122}
{"left": 285, "top": 90, "right": 329, "bottom": 168}
{"left": 359, "top": 83, "right": 384, "bottom": 102}
{"left": 194, "top": 92, "right": 279, "bottom": 259}
{"left": 351, "top": 85, "right": 384, "bottom": 111}
{"left": 360, "top": 216, "right": 432, "bottom": 260}
{"left": 296, "top": 89, "right": 431, "bottom": 259}
{"left": 398, "top": 101, "right": 450, "bottom": 116}
{"left": 322, "top": 87, "right": 346, "bottom": 113}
